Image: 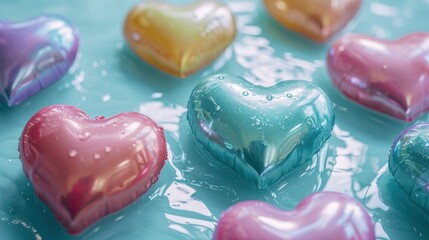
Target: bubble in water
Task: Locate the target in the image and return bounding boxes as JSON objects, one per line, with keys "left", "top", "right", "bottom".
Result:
{"left": 94, "top": 153, "right": 101, "bottom": 159}
{"left": 286, "top": 93, "right": 292, "bottom": 98}
{"left": 266, "top": 95, "right": 273, "bottom": 101}
{"left": 78, "top": 131, "right": 91, "bottom": 140}
{"left": 69, "top": 150, "right": 78, "bottom": 158}
{"left": 242, "top": 91, "right": 249, "bottom": 96}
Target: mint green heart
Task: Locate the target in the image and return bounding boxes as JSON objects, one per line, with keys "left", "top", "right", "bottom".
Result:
{"left": 187, "top": 74, "right": 335, "bottom": 189}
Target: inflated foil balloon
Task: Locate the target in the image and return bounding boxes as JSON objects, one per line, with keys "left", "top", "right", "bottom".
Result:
{"left": 389, "top": 123, "right": 429, "bottom": 215}
{"left": 263, "top": 0, "right": 361, "bottom": 42}
{"left": 214, "top": 192, "right": 375, "bottom": 240}
{"left": 187, "top": 74, "right": 335, "bottom": 189}
{"left": 123, "top": 0, "right": 236, "bottom": 78}
{"left": 328, "top": 33, "right": 429, "bottom": 121}
{"left": 19, "top": 105, "right": 167, "bottom": 234}
{"left": 0, "top": 15, "right": 79, "bottom": 106}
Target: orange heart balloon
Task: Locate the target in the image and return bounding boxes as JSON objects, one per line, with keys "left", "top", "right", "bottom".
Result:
{"left": 263, "top": 0, "right": 361, "bottom": 42}
{"left": 124, "top": 1, "right": 236, "bottom": 78}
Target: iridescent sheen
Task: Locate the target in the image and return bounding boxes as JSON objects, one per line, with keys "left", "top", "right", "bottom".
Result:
{"left": 214, "top": 192, "right": 375, "bottom": 240}
{"left": 187, "top": 74, "right": 335, "bottom": 189}
{"left": 389, "top": 123, "right": 429, "bottom": 215}
{"left": 124, "top": 1, "right": 236, "bottom": 78}
{"left": 263, "top": 0, "right": 361, "bottom": 42}
{"left": 0, "top": 15, "right": 79, "bottom": 106}
{"left": 19, "top": 105, "right": 168, "bottom": 234}
{"left": 328, "top": 33, "right": 429, "bottom": 121}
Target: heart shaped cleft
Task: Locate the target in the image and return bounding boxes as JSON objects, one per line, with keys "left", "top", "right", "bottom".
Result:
{"left": 328, "top": 33, "right": 429, "bottom": 121}
{"left": 123, "top": 0, "right": 236, "bottom": 78}
{"left": 214, "top": 192, "right": 375, "bottom": 240}
{"left": 19, "top": 105, "right": 168, "bottom": 234}
{"left": 263, "top": 0, "right": 361, "bottom": 42}
{"left": 389, "top": 123, "right": 429, "bottom": 215}
{"left": 187, "top": 74, "right": 335, "bottom": 189}
{"left": 0, "top": 15, "right": 79, "bottom": 106}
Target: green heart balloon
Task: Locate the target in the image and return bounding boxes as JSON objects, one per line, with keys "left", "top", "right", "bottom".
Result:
{"left": 187, "top": 74, "right": 335, "bottom": 189}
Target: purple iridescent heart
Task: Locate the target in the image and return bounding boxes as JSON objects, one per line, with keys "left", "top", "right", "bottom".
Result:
{"left": 0, "top": 15, "right": 79, "bottom": 106}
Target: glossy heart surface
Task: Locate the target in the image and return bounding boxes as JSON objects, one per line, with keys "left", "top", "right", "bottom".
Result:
{"left": 263, "top": 0, "right": 361, "bottom": 42}
{"left": 214, "top": 191, "right": 375, "bottom": 240}
{"left": 328, "top": 33, "right": 429, "bottom": 121}
{"left": 123, "top": 1, "right": 236, "bottom": 78}
{"left": 389, "top": 123, "right": 429, "bottom": 215}
{"left": 0, "top": 15, "right": 79, "bottom": 106}
{"left": 18, "top": 105, "right": 167, "bottom": 234}
{"left": 187, "top": 74, "right": 335, "bottom": 189}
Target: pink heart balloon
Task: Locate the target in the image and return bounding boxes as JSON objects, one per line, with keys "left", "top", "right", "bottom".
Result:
{"left": 215, "top": 192, "right": 375, "bottom": 240}
{"left": 327, "top": 33, "right": 429, "bottom": 121}
{"left": 19, "top": 105, "right": 167, "bottom": 234}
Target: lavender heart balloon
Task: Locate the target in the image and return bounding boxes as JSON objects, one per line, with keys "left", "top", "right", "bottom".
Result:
{"left": 389, "top": 123, "right": 429, "bottom": 215}
{"left": 215, "top": 192, "right": 375, "bottom": 240}
{"left": 0, "top": 15, "right": 79, "bottom": 106}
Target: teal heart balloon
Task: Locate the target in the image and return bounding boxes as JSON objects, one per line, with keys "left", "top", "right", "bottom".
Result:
{"left": 389, "top": 123, "right": 429, "bottom": 214}
{"left": 187, "top": 74, "right": 335, "bottom": 189}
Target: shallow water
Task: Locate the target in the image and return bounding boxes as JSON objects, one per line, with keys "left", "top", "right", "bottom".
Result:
{"left": 1, "top": 0, "right": 429, "bottom": 239}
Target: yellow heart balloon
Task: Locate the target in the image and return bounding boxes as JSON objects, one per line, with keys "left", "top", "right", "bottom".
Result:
{"left": 124, "top": 1, "right": 236, "bottom": 78}
{"left": 263, "top": 0, "right": 361, "bottom": 42}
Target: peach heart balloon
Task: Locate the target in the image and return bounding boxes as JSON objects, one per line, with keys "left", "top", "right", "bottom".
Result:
{"left": 263, "top": 0, "right": 361, "bottom": 42}
{"left": 123, "top": 1, "right": 236, "bottom": 78}
{"left": 19, "top": 105, "right": 168, "bottom": 234}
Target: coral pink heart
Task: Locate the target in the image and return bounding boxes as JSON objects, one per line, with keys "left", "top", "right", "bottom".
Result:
{"left": 215, "top": 192, "right": 375, "bottom": 240}
{"left": 328, "top": 33, "right": 429, "bottom": 121}
{"left": 19, "top": 105, "right": 167, "bottom": 234}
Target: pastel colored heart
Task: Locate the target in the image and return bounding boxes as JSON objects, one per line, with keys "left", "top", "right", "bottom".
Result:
{"left": 19, "top": 105, "right": 167, "bottom": 234}
{"left": 263, "top": 0, "right": 361, "bottom": 42}
{"left": 214, "top": 192, "right": 375, "bottom": 240}
{"left": 187, "top": 74, "right": 335, "bottom": 189}
{"left": 0, "top": 15, "right": 79, "bottom": 106}
{"left": 123, "top": 1, "right": 236, "bottom": 78}
{"left": 328, "top": 33, "right": 429, "bottom": 121}
{"left": 389, "top": 123, "right": 429, "bottom": 214}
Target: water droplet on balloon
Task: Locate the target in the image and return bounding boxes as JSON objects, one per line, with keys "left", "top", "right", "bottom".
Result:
{"left": 242, "top": 91, "right": 249, "bottom": 96}
{"left": 105, "top": 146, "right": 112, "bottom": 153}
{"left": 78, "top": 131, "right": 91, "bottom": 140}
{"left": 255, "top": 119, "right": 261, "bottom": 125}
{"left": 266, "top": 95, "right": 273, "bottom": 101}
{"left": 96, "top": 116, "right": 105, "bottom": 120}
{"left": 218, "top": 76, "right": 224, "bottom": 80}
{"left": 69, "top": 150, "right": 78, "bottom": 158}
{"left": 286, "top": 93, "right": 292, "bottom": 98}
{"left": 94, "top": 153, "right": 101, "bottom": 159}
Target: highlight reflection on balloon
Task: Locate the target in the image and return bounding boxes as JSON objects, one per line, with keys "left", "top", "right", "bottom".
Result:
{"left": 263, "top": 0, "right": 361, "bottom": 42}
{"left": 187, "top": 74, "right": 335, "bottom": 189}
{"left": 389, "top": 123, "right": 429, "bottom": 215}
{"left": 328, "top": 33, "right": 429, "bottom": 121}
{"left": 214, "top": 192, "right": 375, "bottom": 240}
{"left": 0, "top": 15, "right": 79, "bottom": 106}
{"left": 19, "top": 105, "right": 168, "bottom": 234}
{"left": 123, "top": 1, "right": 236, "bottom": 78}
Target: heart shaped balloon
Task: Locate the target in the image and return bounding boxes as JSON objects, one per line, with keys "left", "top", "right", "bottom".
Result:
{"left": 263, "top": 0, "right": 361, "bottom": 42}
{"left": 19, "top": 105, "right": 167, "bottom": 234}
{"left": 187, "top": 74, "right": 335, "bottom": 189}
{"left": 328, "top": 33, "right": 429, "bottom": 121}
{"left": 389, "top": 123, "right": 429, "bottom": 214}
{"left": 0, "top": 15, "right": 79, "bottom": 106}
{"left": 123, "top": 1, "right": 236, "bottom": 78}
{"left": 214, "top": 192, "right": 375, "bottom": 240}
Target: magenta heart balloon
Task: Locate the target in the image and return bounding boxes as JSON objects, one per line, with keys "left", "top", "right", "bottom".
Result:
{"left": 327, "top": 33, "right": 429, "bottom": 121}
{"left": 0, "top": 15, "right": 79, "bottom": 106}
{"left": 19, "top": 105, "right": 167, "bottom": 234}
{"left": 215, "top": 192, "right": 375, "bottom": 240}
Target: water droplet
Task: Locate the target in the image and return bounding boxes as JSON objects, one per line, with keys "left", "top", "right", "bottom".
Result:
{"left": 306, "top": 117, "right": 315, "bottom": 126}
{"left": 96, "top": 116, "right": 105, "bottom": 120}
{"left": 266, "top": 95, "right": 273, "bottom": 101}
{"left": 286, "top": 93, "right": 292, "bottom": 98}
{"left": 105, "top": 146, "right": 111, "bottom": 153}
{"left": 383, "top": 64, "right": 388, "bottom": 70}
{"left": 218, "top": 75, "right": 224, "bottom": 80}
{"left": 78, "top": 131, "right": 91, "bottom": 140}
{"left": 242, "top": 91, "right": 249, "bottom": 96}
{"left": 94, "top": 153, "right": 101, "bottom": 159}
{"left": 224, "top": 142, "right": 234, "bottom": 150}
{"left": 69, "top": 150, "right": 78, "bottom": 158}
{"left": 215, "top": 105, "right": 221, "bottom": 111}
{"left": 255, "top": 119, "right": 261, "bottom": 125}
